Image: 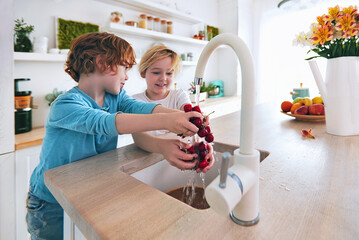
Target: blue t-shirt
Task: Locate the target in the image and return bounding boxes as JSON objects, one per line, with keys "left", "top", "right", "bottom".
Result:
{"left": 30, "top": 87, "right": 158, "bottom": 203}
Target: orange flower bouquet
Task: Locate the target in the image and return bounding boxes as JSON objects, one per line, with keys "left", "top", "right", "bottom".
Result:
{"left": 294, "top": 5, "right": 359, "bottom": 59}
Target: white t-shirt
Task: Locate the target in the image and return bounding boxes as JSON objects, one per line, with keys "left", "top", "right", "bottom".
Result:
{"left": 132, "top": 89, "right": 191, "bottom": 136}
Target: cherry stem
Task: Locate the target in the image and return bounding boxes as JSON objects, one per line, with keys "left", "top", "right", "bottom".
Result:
{"left": 203, "top": 111, "right": 215, "bottom": 118}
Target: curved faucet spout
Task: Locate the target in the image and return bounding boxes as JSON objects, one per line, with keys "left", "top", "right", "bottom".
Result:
{"left": 194, "top": 33, "right": 256, "bottom": 155}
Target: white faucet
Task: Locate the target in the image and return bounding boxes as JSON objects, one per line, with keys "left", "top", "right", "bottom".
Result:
{"left": 196, "top": 33, "right": 261, "bottom": 226}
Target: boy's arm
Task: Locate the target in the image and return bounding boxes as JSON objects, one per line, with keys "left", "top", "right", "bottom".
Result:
{"left": 151, "top": 104, "right": 179, "bottom": 113}
{"left": 114, "top": 111, "right": 201, "bottom": 135}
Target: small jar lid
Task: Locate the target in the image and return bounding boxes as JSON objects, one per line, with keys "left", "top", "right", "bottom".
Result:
{"left": 154, "top": 17, "right": 160, "bottom": 22}
{"left": 125, "top": 21, "right": 137, "bottom": 26}
{"left": 147, "top": 16, "right": 153, "bottom": 20}
{"left": 15, "top": 91, "right": 32, "bottom": 96}
{"left": 161, "top": 19, "right": 167, "bottom": 24}
{"left": 167, "top": 21, "right": 173, "bottom": 25}
{"left": 140, "top": 14, "right": 147, "bottom": 19}
{"left": 14, "top": 78, "right": 31, "bottom": 81}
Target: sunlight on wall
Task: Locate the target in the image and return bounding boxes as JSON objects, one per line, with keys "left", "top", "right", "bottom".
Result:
{"left": 258, "top": 0, "right": 358, "bottom": 104}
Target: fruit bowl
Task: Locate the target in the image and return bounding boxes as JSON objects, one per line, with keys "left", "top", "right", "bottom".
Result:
{"left": 281, "top": 111, "right": 325, "bottom": 122}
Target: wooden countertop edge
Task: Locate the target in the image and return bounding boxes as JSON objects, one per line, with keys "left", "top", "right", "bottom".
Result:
{"left": 44, "top": 141, "right": 243, "bottom": 239}
{"left": 15, "top": 127, "right": 45, "bottom": 150}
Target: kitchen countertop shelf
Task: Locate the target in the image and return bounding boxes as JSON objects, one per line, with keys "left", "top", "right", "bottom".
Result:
{"left": 95, "top": 0, "right": 203, "bottom": 24}
{"left": 104, "top": 22, "right": 208, "bottom": 46}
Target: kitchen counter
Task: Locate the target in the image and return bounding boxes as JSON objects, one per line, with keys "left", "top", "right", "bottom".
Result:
{"left": 44, "top": 103, "right": 359, "bottom": 239}
{"left": 15, "top": 127, "right": 45, "bottom": 150}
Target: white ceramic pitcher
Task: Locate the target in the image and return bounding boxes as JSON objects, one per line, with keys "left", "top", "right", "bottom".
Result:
{"left": 309, "top": 57, "right": 359, "bottom": 136}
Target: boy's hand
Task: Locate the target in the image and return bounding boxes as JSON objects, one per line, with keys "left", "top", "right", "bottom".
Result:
{"left": 165, "top": 111, "right": 203, "bottom": 137}
{"left": 159, "top": 139, "right": 198, "bottom": 170}
{"left": 196, "top": 143, "right": 215, "bottom": 173}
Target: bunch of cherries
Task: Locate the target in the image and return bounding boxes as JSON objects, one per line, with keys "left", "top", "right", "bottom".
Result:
{"left": 183, "top": 104, "right": 214, "bottom": 143}
{"left": 182, "top": 104, "right": 215, "bottom": 169}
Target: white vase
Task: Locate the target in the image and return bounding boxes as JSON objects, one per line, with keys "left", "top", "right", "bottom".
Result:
{"left": 189, "top": 92, "right": 207, "bottom": 103}
{"left": 309, "top": 56, "right": 359, "bottom": 136}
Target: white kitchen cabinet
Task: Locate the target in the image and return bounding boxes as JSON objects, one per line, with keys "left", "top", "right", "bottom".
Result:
{"left": 0, "top": 153, "right": 16, "bottom": 240}
{"left": 64, "top": 212, "right": 87, "bottom": 240}
{"left": 15, "top": 145, "right": 41, "bottom": 240}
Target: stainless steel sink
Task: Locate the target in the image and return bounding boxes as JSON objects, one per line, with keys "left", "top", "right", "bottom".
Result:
{"left": 131, "top": 142, "right": 269, "bottom": 193}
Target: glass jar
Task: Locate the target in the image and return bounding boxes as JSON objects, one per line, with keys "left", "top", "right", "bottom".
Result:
{"left": 207, "top": 28, "right": 213, "bottom": 41}
{"left": 147, "top": 16, "right": 153, "bottom": 30}
{"left": 187, "top": 52, "right": 194, "bottom": 61}
{"left": 167, "top": 21, "right": 173, "bottom": 34}
{"left": 153, "top": 17, "right": 161, "bottom": 31}
{"left": 14, "top": 32, "right": 33, "bottom": 52}
{"left": 138, "top": 14, "right": 147, "bottom": 29}
{"left": 110, "top": 11, "right": 123, "bottom": 24}
{"left": 161, "top": 19, "right": 167, "bottom": 33}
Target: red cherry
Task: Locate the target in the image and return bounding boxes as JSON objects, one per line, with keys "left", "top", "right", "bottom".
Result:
{"left": 183, "top": 104, "right": 192, "bottom": 112}
{"left": 198, "top": 142, "right": 206, "bottom": 151}
{"left": 192, "top": 105, "right": 201, "bottom": 113}
{"left": 198, "top": 160, "right": 208, "bottom": 169}
{"left": 199, "top": 151, "right": 207, "bottom": 160}
{"left": 192, "top": 118, "right": 203, "bottom": 128}
{"left": 205, "top": 125, "right": 211, "bottom": 133}
{"left": 205, "top": 133, "right": 214, "bottom": 143}
{"left": 187, "top": 145, "right": 195, "bottom": 154}
{"left": 197, "top": 128, "right": 207, "bottom": 138}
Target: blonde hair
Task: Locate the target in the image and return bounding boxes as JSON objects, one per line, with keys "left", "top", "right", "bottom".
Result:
{"left": 138, "top": 45, "right": 182, "bottom": 77}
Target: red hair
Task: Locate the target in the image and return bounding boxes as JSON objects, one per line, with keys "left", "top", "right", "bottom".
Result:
{"left": 65, "top": 32, "right": 136, "bottom": 82}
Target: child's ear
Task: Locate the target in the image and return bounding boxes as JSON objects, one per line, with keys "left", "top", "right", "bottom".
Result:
{"left": 95, "top": 55, "right": 106, "bottom": 72}
{"left": 140, "top": 72, "right": 146, "bottom": 78}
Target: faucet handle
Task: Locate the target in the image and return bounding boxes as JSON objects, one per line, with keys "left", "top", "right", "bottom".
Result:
{"left": 219, "top": 152, "right": 231, "bottom": 188}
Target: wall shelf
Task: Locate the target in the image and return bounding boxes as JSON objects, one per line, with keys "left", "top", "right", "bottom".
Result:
{"left": 14, "top": 52, "right": 66, "bottom": 62}
{"left": 95, "top": 0, "right": 203, "bottom": 24}
{"left": 104, "top": 22, "right": 208, "bottom": 46}
{"left": 14, "top": 52, "right": 197, "bottom": 66}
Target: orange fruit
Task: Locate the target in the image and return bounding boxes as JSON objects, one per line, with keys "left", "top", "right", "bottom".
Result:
{"left": 281, "top": 101, "right": 293, "bottom": 112}
{"left": 290, "top": 102, "right": 304, "bottom": 114}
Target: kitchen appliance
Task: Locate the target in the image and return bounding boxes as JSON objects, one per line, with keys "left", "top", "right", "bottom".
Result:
{"left": 289, "top": 83, "right": 309, "bottom": 100}
{"left": 208, "top": 80, "right": 224, "bottom": 98}
{"left": 14, "top": 78, "right": 32, "bottom": 134}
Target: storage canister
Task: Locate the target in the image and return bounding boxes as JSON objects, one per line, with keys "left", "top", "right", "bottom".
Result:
{"left": 138, "top": 14, "right": 147, "bottom": 29}
{"left": 154, "top": 17, "right": 161, "bottom": 31}
{"left": 167, "top": 21, "right": 173, "bottom": 34}
{"left": 147, "top": 16, "right": 153, "bottom": 30}
{"left": 161, "top": 19, "right": 167, "bottom": 33}
{"left": 187, "top": 52, "right": 194, "bottom": 61}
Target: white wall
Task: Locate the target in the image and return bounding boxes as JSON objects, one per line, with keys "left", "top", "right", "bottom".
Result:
{"left": 14, "top": 0, "right": 221, "bottom": 127}
{"left": 254, "top": 0, "right": 358, "bottom": 104}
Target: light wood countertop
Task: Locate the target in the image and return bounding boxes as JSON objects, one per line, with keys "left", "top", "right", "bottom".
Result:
{"left": 44, "top": 103, "right": 359, "bottom": 239}
{"left": 15, "top": 127, "right": 45, "bottom": 150}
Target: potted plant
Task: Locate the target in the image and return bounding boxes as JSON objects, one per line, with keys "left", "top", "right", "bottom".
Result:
{"left": 294, "top": 5, "right": 359, "bottom": 136}
{"left": 188, "top": 82, "right": 216, "bottom": 103}
{"left": 14, "top": 18, "right": 34, "bottom": 52}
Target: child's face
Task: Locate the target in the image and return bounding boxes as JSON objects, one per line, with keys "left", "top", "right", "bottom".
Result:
{"left": 103, "top": 65, "right": 129, "bottom": 95}
{"left": 143, "top": 57, "right": 174, "bottom": 97}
